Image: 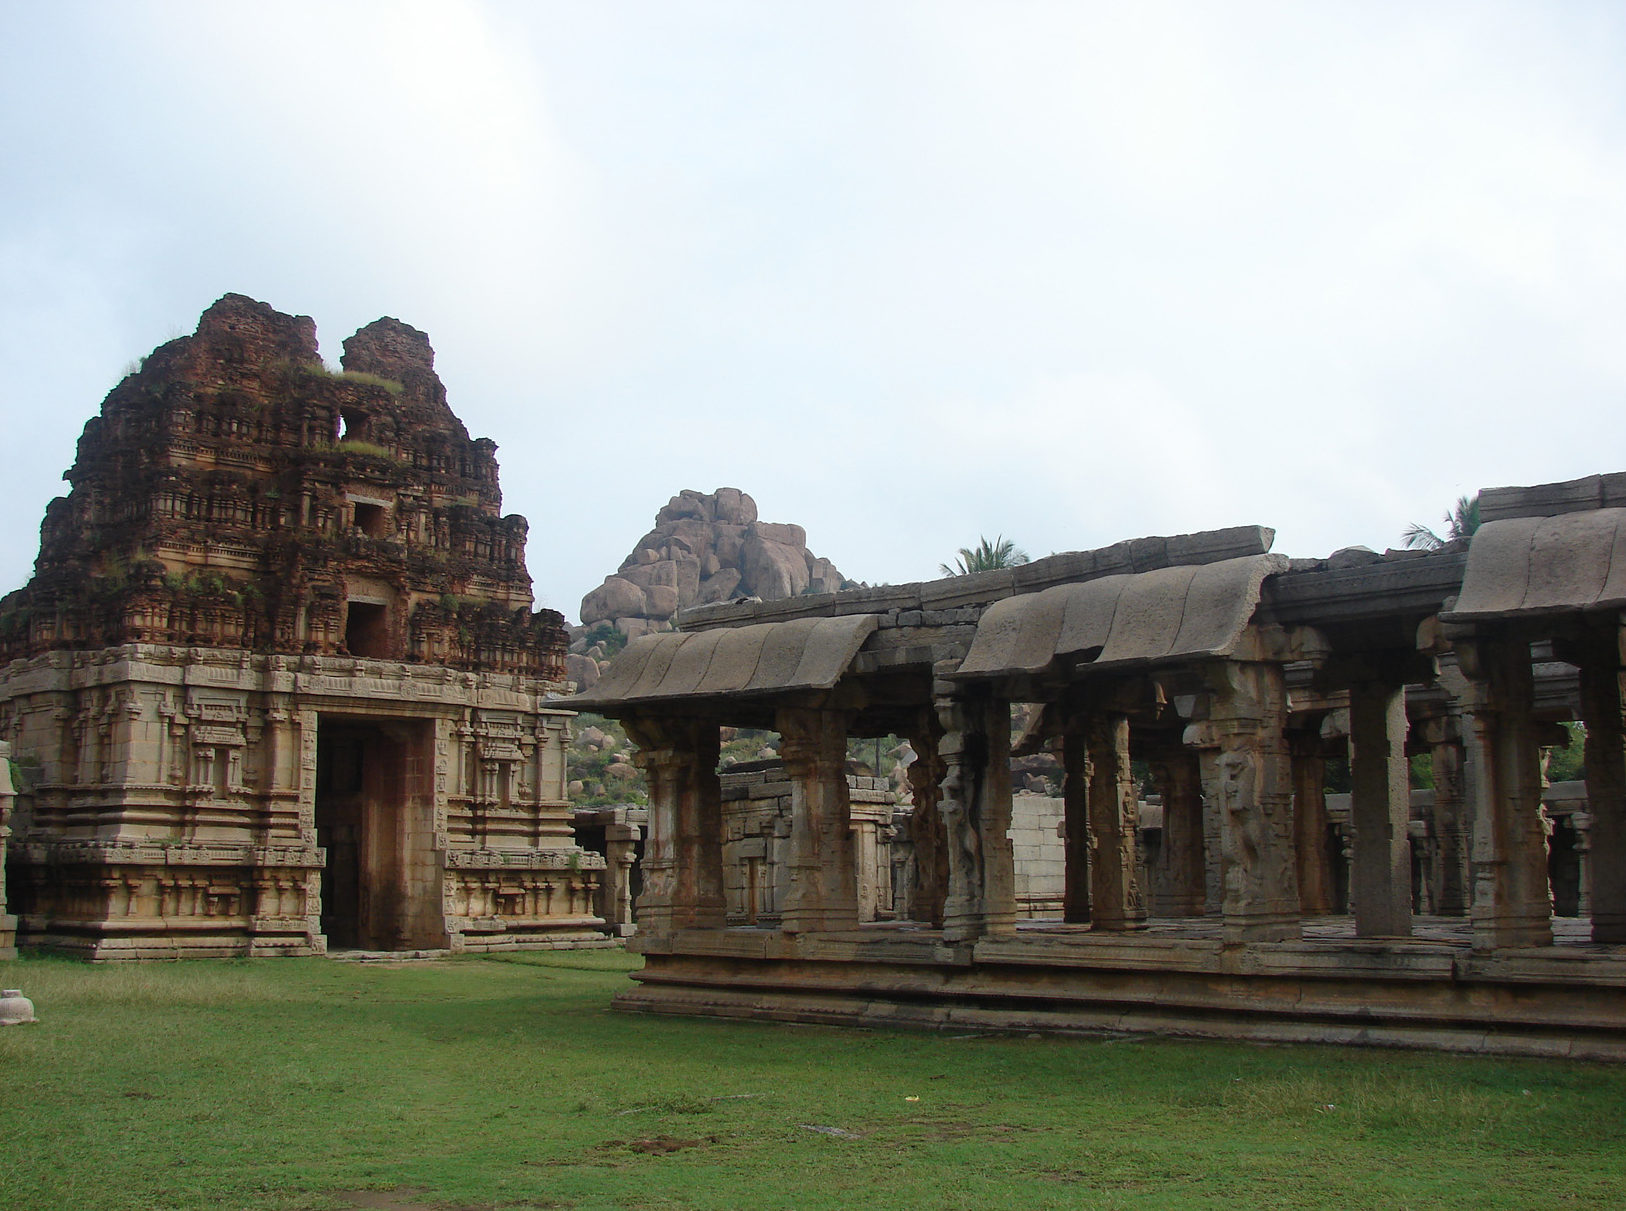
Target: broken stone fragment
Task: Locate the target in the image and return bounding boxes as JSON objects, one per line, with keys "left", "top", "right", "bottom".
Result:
{"left": 0, "top": 990, "right": 36, "bottom": 1026}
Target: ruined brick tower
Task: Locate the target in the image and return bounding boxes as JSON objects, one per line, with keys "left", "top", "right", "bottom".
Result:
{"left": 0, "top": 294, "right": 605, "bottom": 958}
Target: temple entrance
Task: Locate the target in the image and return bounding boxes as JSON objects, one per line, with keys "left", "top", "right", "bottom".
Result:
{"left": 314, "top": 716, "right": 443, "bottom": 951}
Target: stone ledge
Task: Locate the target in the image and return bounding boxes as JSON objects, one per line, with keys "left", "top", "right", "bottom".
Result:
{"left": 616, "top": 948, "right": 1626, "bottom": 1060}
{"left": 444, "top": 849, "right": 607, "bottom": 871}
{"left": 614, "top": 980, "right": 1626, "bottom": 1061}
{"left": 19, "top": 841, "right": 323, "bottom": 867}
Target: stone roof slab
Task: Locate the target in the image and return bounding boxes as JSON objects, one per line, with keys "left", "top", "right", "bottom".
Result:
{"left": 742, "top": 617, "right": 824, "bottom": 692}
{"left": 565, "top": 614, "right": 879, "bottom": 710}
{"left": 1446, "top": 509, "right": 1626, "bottom": 621}
{"left": 955, "top": 554, "right": 1283, "bottom": 681}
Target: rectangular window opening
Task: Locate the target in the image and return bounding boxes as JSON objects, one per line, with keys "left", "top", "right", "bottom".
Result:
{"left": 345, "top": 601, "right": 391, "bottom": 658}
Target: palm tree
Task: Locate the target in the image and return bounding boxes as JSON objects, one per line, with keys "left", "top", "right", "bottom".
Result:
{"left": 940, "top": 535, "right": 1030, "bottom": 577}
{"left": 1402, "top": 494, "right": 1481, "bottom": 551}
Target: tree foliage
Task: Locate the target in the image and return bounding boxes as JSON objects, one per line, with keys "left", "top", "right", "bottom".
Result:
{"left": 1402, "top": 494, "right": 1481, "bottom": 551}
{"left": 940, "top": 534, "right": 1030, "bottom": 576}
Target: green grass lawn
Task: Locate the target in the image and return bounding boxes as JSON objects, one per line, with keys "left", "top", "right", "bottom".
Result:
{"left": 2, "top": 949, "right": 1623, "bottom": 1211}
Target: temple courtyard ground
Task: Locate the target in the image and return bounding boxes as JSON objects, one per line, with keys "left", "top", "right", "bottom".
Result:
{"left": 2, "top": 951, "right": 1624, "bottom": 1211}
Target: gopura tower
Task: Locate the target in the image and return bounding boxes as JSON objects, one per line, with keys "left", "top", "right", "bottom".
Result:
{"left": 0, "top": 294, "right": 603, "bottom": 958}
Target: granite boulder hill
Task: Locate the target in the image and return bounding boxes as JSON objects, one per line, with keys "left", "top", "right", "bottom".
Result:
{"left": 571, "top": 488, "right": 849, "bottom": 685}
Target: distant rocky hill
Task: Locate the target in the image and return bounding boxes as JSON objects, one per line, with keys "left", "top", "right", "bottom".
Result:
{"left": 568, "top": 488, "right": 849, "bottom": 690}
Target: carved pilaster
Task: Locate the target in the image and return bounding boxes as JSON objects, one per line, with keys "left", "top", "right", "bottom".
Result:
{"left": 1453, "top": 636, "right": 1552, "bottom": 949}
{"left": 1145, "top": 740, "right": 1206, "bottom": 918}
{"left": 1060, "top": 723, "right": 1090, "bottom": 923}
{"left": 624, "top": 715, "right": 725, "bottom": 936}
{"left": 1206, "top": 659, "right": 1300, "bottom": 943}
{"left": 1084, "top": 712, "right": 1145, "bottom": 930}
{"left": 602, "top": 821, "right": 642, "bottom": 936}
{"left": 1348, "top": 680, "right": 1413, "bottom": 937}
{"left": 904, "top": 714, "right": 948, "bottom": 927}
{"left": 1288, "top": 729, "right": 1334, "bottom": 916}
{"left": 1419, "top": 715, "right": 1470, "bottom": 915}
{"left": 934, "top": 683, "right": 1016, "bottom": 943}
{"left": 776, "top": 707, "right": 858, "bottom": 933}
{"left": 1578, "top": 623, "right": 1626, "bottom": 942}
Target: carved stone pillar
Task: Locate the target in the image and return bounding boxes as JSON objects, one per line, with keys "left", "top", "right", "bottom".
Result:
{"left": 853, "top": 813, "right": 881, "bottom": 924}
{"left": 262, "top": 701, "right": 291, "bottom": 794}
{"left": 776, "top": 707, "right": 858, "bottom": 933}
{"left": 1572, "top": 809, "right": 1594, "bottom": 920}
{"left": 1060, "top": 723, "right": 1090, "bottom": 923}
{"left": 602, "top": 819, "right": 642, "bottom": 936}
{"left": 1348, "top": 680, "right": 1413, "bottom": 937}
{"left": 904, "top": 719, "right": 948, "bottom": 928}
{"left": 935, "top": 683, "right": 1016, "bottom": 943}
{"left": 624, "top": 716, "right": 725, "bottom": 936}
{"left": 1085, "top": 712, "right": 1146, "bottom": 930}
{"left": 1288, "top": 729, "right": 1334, "bottom": 917}
{"left": 979, "top": 693, "right": 1017, "bottom": 940}
{"left": 1146, "top": 742, "right": 1206, "bottom": 917}
{"left": 1578, "top": 624, "right": 1626, "bottom": 942}
{"left": 1207, "top": 660, "right": 1300, "bottom": 943}
{"left": 1189, "top": 742, "right": 1224, "bottom": 916}
{"left": 1419, "top": 716, "right": 1470, "bottom": 915}
{"left": 1454, "top": 636, "right": 1552, "bottom": 949}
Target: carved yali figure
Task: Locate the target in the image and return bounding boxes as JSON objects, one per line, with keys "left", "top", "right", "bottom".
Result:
{"left": 938, "top": 762, "right": 983, "bottom": 898}
{"left": 1218, "top": 746, "right": 1263, "bottom": 908}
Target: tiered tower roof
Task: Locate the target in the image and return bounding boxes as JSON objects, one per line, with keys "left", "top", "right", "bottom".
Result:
{"left": 0, "top": 293, "right": 564, "bottom": 677}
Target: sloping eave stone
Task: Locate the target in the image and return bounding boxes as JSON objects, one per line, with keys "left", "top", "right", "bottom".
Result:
{"left": 564, "top": 614, "right": 879, "bottom": 710}
{"left": 1443, "top": 509, "right": 1626, "bottom": 621}
{"left": 953, "top": 553, "right": 1286, "bottom": 680}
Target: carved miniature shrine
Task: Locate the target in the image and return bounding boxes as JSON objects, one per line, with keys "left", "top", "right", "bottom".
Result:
{"left": 573, "top": 474, "right": 1626, "bottom": 1058}
{"left": 0, "top": 295, "right": 604, "bottom": 957}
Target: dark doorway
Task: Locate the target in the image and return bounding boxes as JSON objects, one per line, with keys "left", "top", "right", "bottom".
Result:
{"left": 1327, "top": 824, "right": 1350, "bottom": 914}
{"left": 353, "top": 502, "right": 388, "bottom": 538}
{"left": 314, "top": 717, "right": 442, "bottom": 951}
{"left": 1550, "top": 816, "right": 1582, "bottom": 917}
{"left": 344, "top": 601, "right": 390, "bottom": 657}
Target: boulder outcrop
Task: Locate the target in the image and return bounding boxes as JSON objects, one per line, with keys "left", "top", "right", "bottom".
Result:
{"left": 579, "top": 489, "right": 849, "bottom": 637}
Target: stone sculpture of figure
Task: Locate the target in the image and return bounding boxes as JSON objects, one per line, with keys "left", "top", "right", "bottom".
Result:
{"left": 938, "top": 763, "right": 982, "bottom": 901}
{"left": 905, "top": 736, "right": 948, "bottom": 926}
{"left": 1218, "top": 745, "right": 1262, "bottom": 907}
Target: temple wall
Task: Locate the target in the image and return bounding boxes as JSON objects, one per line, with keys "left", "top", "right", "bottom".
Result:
{"left": 0, "top": 644, "right": 603, "bottom": 958}
{"left": 719, "top": 762, "right": 904, "bottom": 925}
{"left": 1010, "top": 792, "right": 1064, "bottom": 918}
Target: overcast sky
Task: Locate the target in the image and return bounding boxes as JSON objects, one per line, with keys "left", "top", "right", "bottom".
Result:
{"left": 3, "top": 1, "right": 1623, "bottom": 622}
